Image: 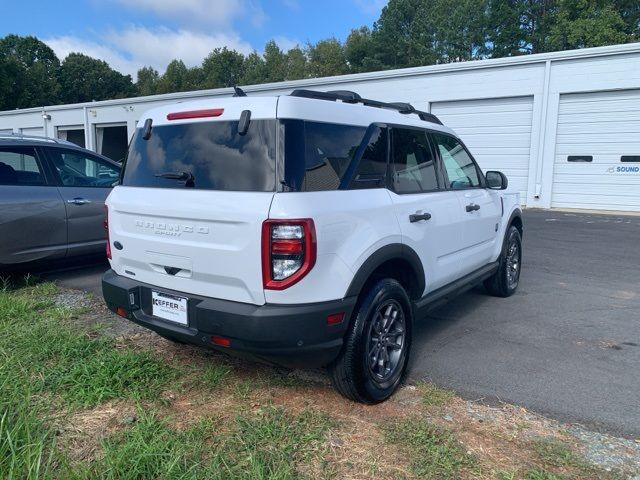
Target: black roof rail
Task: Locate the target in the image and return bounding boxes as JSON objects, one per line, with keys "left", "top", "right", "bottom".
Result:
{"left": 289, "top": 89, "right": 443, "bottom": 125}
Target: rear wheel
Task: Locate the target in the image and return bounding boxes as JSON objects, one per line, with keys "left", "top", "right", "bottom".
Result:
{"left": 329, "top": 278, "right": 412, "bottom": 404}
{"left": 484, "top": 225, "right": 522, "bottom": 297}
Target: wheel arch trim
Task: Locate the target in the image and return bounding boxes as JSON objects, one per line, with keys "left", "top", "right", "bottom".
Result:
{"left": 345, "top": 243, "right": 425, "bottom": 299}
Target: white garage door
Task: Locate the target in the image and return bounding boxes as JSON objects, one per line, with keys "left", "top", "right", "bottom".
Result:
{"left": 552, "top": 90, "right": 640, "bottom": 212}
{"left": 20, "top": 127, "right": 44, "bottom": 137}
{"left": 431, "top": 96, "right": 534, "bottom": 204}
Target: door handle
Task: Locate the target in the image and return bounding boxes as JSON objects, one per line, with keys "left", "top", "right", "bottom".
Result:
{"left": 465, "top": 203, "right": 480, "bottom": 212}
{"left": 409, "top": 212, "right": 432, "bottom": 223}
{"left": 67, "top": 197, "right": 91, "bottom": 205}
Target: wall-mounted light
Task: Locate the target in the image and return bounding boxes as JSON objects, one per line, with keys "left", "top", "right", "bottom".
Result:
{"left": 42, "top": 113, "right": 51, "bottom": 120}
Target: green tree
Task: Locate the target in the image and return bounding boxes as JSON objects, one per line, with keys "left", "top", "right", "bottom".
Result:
{"left": 0, "top": 56, "right": 26, "bottom": 110}
{"left": 58, "top": 53, "right": 135, "bottom": 104}
{"left": 263, "top": 40, "right": 287, "bottom": 82}
{"left": 307, "top": 38, "right": 349, "bottom": 77}
{"left": 285, "top": 46, "right": 308, "bottom": 80}
{"left": 432, "top": 0, "right": 489, "bottom": 61}
{"left": 548, "top": 0, "right": 629, "bottom": 49}
{"left": 370, "top": 0, "right": 439, "bottom": 68}
{"left": 0, "top": 35, "right": 60, "bottom": 108}
{"left": 136, "top": 66, "right": 160, "bottom": 96}
{"left": 157, "top": 60, "right": 189, "bottom": 93}
{"left": 345, "top": 26, "right": 380, "bottom": 72}
{"left": 488, "top": 0, "right": 528, "bottom": 56}
{"left": 241, "top": 51, "right": 267, "bottom": 85}
{"left": 202, "top": 47, "right": 245, "bottom": 88}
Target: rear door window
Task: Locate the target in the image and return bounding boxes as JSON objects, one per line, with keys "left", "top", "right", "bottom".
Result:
{"left": 0, "top": 147, "right": 46, "bottom": 185}
{"left": 390, "top": 128, "right": 439, "bottom": 193}
{"left": 122, "top": 120, "right": 277, "bottom": 192}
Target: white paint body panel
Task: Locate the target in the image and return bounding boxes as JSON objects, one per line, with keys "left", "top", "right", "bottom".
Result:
{"left": 107, "top": 187, "right": 274, "bottom": 305}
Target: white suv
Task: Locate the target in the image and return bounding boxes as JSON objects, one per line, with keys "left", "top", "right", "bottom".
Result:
{"left": 102, "top": 89, "right": 523, "bottom": 403}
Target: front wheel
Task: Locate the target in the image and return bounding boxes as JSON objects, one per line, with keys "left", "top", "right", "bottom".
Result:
{"left": 484, "top": 225, "right": 522, "bottom": 297}
{"left": 329, "top": 278, "right": 412, "bottom": 404}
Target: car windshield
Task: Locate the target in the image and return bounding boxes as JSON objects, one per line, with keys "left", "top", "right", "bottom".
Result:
{"left": 121, "top": 120, "right": 277, "bottom": 192}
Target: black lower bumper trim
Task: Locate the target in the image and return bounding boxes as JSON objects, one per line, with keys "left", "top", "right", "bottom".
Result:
{"left": 102, "top": 269, "right": 356, "bottom": 368}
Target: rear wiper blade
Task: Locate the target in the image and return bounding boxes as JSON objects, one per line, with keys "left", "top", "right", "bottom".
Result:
{"left": 155, "top": 171, "right": 193, "bottom": 181}
{"left": 155, "top": 171, "right": 195, "bottom": 187}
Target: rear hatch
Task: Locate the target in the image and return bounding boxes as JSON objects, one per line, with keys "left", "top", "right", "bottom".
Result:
{"left": 106, "top": 98, "right": 278, "bottom": 305}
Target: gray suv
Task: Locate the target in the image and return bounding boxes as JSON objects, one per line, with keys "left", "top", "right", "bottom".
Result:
{"left": 0, "top": 134, "right": 120, "bottom": 269}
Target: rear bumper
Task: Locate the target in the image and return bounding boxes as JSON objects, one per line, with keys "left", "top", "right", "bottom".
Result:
{"left": 102, "top": 269, "right": 356, "bottom": 368}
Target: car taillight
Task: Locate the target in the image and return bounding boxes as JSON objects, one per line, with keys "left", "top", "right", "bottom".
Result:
{"left": 262, "top": 219, "right": 316, "bottom": 290}
{"left": 104, "top": 205, "right": 111, "bottom": 260}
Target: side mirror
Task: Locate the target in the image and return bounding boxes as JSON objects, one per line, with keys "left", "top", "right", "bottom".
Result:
{"left": 486, "top": 171, "right": 508, "bottom": 190}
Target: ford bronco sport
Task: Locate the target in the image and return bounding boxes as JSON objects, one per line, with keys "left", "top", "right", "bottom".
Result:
{"left": 102, "top": 89, "right": 523, "bottom": 403}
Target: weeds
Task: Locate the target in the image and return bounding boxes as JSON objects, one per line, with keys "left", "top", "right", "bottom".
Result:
{"left": 385, "top": 416, "right": 475, "bottom": 479}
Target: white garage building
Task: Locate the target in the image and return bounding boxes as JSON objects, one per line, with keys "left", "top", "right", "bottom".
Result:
{"left": 1, "top": 42, "right": 639, "bottom": 212}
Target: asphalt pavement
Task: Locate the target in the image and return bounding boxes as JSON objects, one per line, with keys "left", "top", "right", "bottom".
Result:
{"left": 43, "top": 209, "right": 640, "bottom": 436}
{"left": 410, "top": 209, "right": 640, "bottom": 437}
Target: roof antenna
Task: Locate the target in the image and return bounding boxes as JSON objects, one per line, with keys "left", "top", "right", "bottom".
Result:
{"left": 233, "top": 86, "right": 247, "bottom": 97}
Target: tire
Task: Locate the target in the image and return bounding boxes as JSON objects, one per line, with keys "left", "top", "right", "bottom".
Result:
{"left": 329, "top": 278, "right": 412, "bottom": 404}
{"left": 484, "top": 225, "right": 522, "bottom": 297}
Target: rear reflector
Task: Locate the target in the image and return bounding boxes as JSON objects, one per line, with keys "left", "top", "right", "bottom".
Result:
{"left": 211, "top": 335, "right": 231, "bottom": 347}
{"left": 167, "top": 108, "right": 224, "bottom": 121}
{"left": 327, "top": 312, "right": 345, "bottom": 326}
{"left": 116, "top": 307, "right": 127, "bottom": 318}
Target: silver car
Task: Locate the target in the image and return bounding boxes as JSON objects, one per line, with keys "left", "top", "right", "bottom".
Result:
{"left": 0, "top": 134, "right": 120, "bottom": 269}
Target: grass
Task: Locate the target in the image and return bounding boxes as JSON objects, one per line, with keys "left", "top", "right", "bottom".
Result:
{"left": 0, "top": 281, "right": 633, "bottom": 479}
{"left": 384, "top": 416, "right": 475, "bottom": 479}
{"left": 417, "top": 381, "right": 455, "bottom": 408}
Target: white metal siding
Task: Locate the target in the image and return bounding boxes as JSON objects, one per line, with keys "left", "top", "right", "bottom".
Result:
{"left": 552, "top": 89, "right": 640, "bottom": 211}
{"left": 431, "top": 97, "right": 534, "bottom": 203}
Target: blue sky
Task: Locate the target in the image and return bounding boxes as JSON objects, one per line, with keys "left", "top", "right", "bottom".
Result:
{"left": 0, "top": 0, "right": 387, "bottom": 78}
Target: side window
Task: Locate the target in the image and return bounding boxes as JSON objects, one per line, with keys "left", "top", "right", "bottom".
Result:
{"left": 49, "top": 149, "right": 119, "bottom": 187}
{"left": 432, "top": 133, "right": 481, "bottom": 189}
{"left": 349, "top": 127, "right": 388, "bottom": 189}
{"left": 283, "top": 120, "right": 367, "bottom": 192}
{"left": 390, "top": 128, "right": 439, "bottom": 193}
{"left": 0, "top": 147, "right": 45, "bottom": 186}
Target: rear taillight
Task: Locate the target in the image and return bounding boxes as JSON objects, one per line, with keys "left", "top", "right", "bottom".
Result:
{"left": 262, "top": 219, "right": 316, "bottom": 290}
{"left": 104, "top": 205, "right": 111, "bottom": 260}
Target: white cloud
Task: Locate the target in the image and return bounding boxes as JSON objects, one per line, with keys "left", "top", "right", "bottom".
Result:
{"left": 44, "top": 26, "right": 253, "bottom": 79}
{"left": 272, "top": 36, "right": 301, "bottom": 52}
{"left": 353, "top": 0, "right": 387, "bottom": 15}
{"left": 110, "top": 0, "right": 243, "bottom": 26}
{"left": 109, "top": 0, "right": 266, "bottom": 29}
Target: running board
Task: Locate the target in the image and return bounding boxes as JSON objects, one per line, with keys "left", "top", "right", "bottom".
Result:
{"left": 413, "top": 261, "right": 500, "bottom": 317}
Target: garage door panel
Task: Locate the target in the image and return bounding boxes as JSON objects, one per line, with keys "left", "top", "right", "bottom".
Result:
{"left": 557, "top": 122, "right": 640, "bottom": 135}
{"left": 432, "top": 96, "right": 533, "bottom": 205}
{"left": 552, "top": 89, "right": 640, "bottom": 211}
{"left": 446, "top": 111, "right": 532, "bottom": 127}
{"left": 552, "top": 193, "right": 640, "bottom": 210}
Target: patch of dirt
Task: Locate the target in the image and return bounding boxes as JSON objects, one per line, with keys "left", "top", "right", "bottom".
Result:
{"left": 57, "top": 400, "right": 136, "bottom": 464}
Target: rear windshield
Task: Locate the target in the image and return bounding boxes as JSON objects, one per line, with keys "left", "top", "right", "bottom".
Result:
{"left": 121, "top": 120, "right": 277, "bottom": 191}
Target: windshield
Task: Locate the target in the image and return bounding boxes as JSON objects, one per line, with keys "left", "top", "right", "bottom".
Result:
{"left": 121, "top": 120, "right": 277, "bottom": 191}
